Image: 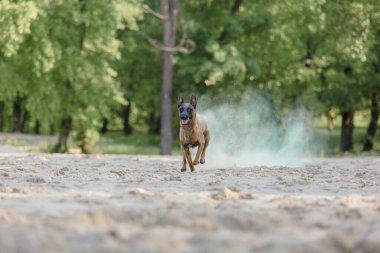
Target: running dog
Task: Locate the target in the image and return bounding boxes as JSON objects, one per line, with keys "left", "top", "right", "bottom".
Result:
{"left": 177, "top": 95, "right": 210, "bottom": 172}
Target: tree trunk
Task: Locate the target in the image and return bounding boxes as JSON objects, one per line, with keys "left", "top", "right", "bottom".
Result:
{"left": 160, "top": 0, "right": 178, "bottom": 155}
{"left": 100, "top": 118, "right": 108, "bottom": 135}
{"left": 363, "top": 93, "right": 379, "bottom": 151}
{"left": 21, "top": 110, "right": 29, "bottom": 133}
{"left": 35, "top": 120, "right": 40, "bottom": 134}
{"left": 123, "top": 104, "right": 132, "bottom": 135}
{"left": 0, "top": 102, "right": 4, "bottom": 132}
{"left": 340, "top": 111, "right": 354, "bottom": 152}
{"left": 326, "top": 112, "right": 334, "bottom": 131}
{"left": 12, "top": 100, "right": 22, "bottom": 132}
{"left": 54, "top": 80, "right": 73, "bottom": 152}
{"left": 123, "top": 61, "right": 135, "bottom": 136}
{"left": 54, "top": 117, "right": 72, "bottom": 153}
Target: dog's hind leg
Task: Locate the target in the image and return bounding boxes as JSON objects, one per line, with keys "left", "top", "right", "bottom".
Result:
{"left": 200, "top": 130, "right": 210, "bottom": 164}
{"left": 180, "top": 146, "right": 187, "bottom": 172}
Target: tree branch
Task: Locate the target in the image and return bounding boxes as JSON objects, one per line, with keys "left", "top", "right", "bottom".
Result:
{"left": 142, "top": 4, "right": 167, "bottom": 20}
{"left": 146, "top": 36, "right": 195, "bottom": 54}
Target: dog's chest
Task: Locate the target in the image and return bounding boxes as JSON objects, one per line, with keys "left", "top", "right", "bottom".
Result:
{"left": 181, "top": 133, "right": 196, "bottom": 145}
{"left": 180, "top": 128, "right": 199, "bottom": 147}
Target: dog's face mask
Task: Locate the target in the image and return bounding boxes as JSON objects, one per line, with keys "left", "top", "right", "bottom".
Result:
{"left": 177, "top": 95, "right": 197, "bottom": 126}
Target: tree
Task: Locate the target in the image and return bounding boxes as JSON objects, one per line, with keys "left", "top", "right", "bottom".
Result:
{"left": 128, "top": 0, "right": 193, "bottom": 154}
{"left": 159, "top": 0, "right": 178, "bottom": 154}
{"left": 115, "top": 2, "right": 160, "bottom": 136}
{"left": 0, "top": 0, "right": 133, "bottom": 153}
{"left": 361, "top": 4, "right": 380, "bottom": 151}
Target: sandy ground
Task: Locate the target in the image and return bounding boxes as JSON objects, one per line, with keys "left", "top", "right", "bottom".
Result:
{"left": 0, "top": 149, "right": 380, "bottom": 253}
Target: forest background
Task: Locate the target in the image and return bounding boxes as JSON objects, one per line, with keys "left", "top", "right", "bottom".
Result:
{"left": 0, "top": 0, "right": 379, "bottom": 156}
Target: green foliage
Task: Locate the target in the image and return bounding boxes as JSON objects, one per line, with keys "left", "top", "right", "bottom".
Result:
{"left": 0, "top": 0, "right": 141, "bottom": 150}
{"left": 0, "top": 0, "right": 39, "bottom": 57}
{"left": 1, "top": 0, "right": 380, "bottom": 153}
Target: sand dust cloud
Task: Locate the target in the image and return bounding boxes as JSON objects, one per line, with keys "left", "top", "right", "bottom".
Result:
{"left": 198, "top": 91, "right": 318, "bottom": 168}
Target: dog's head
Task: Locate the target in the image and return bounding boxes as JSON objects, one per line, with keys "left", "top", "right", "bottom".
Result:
{"left": 177, "top": 95, "right": 197, "bottom": 126}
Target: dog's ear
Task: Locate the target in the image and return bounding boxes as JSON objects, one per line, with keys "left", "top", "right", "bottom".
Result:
{"left": 190, "top": 94, "right": 197, "bottom": 109}
{"left": 177, "top": 96, "right": 184, "bottom": 108}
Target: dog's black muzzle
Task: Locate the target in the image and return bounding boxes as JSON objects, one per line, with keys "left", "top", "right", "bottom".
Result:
{"left": 179, "top": 112, "right": 192, "bottom": 125}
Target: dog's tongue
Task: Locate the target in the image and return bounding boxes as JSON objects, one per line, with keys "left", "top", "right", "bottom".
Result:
{"left": 181, "top": 119, "right": 188, "bottom": 125}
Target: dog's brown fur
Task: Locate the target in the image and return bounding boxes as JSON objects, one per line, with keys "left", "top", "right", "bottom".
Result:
{"left": 177, "top": 95, "right": 210, "bottom": 172}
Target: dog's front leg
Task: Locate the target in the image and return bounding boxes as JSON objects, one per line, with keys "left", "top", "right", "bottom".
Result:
{"left": 184, "top": 146, "right": 195, "bottom": 172}
{"left": 193, "top": 142, "right": 205, "bottom": 166}
{"left": 180, "top": 146, "right": 187, "bottom": 172}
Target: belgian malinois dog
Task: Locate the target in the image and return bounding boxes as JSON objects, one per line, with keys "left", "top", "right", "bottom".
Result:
{"left": 177, "top": 95, "right": 210, "bottom": 172}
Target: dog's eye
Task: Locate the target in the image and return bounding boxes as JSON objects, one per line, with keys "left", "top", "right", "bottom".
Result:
{"left": 180, "top": 108, "right": 184, "bottom": 112}
{"left": 187, "top": 108, "right": 192, "bottom": 113}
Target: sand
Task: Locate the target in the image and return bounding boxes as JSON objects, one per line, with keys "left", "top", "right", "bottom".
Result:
{"left": 0, "top": 149, "right": 380, "bottom": 253}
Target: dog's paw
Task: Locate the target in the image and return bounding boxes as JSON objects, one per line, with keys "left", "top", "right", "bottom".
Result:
{"left": 180, "top": 168, "right": 186, "bottom": 172}
{"left": 200, "top": 158, "right": 205, "bottom": 164}
{"left": 193, "top": 160, "right": 199, "bottom": 165}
